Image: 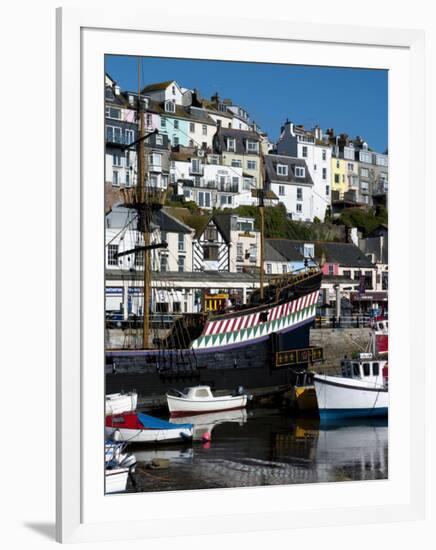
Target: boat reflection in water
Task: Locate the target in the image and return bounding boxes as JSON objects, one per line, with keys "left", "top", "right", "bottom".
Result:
{"left": 170, "top": 408, "right": 248, "bottom": 441}
{"left": 128, "top": 410, "right": 388, "bottom": 492}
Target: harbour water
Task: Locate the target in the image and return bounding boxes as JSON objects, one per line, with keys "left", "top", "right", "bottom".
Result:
{"left": 126, "top": 409, "right": 388, "bottom": 493}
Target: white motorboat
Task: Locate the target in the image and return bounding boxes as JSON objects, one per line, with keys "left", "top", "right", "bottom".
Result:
{"left": 105, "top": 392, "right": 138, "bottom": 415}
{"left": 313, "top": 353, "right": 388, "bottom": 421}
{"left": 105, "top": 412, "right": 193, "bottom": 444}
{"left": 105, "top": 466, "right": 130, "bottom": 494}
{"left": 166, "top": 385, "right": 248, "bottom": 417}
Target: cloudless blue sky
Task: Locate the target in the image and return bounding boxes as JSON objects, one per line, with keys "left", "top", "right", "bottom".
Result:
{"left": 106, "top": 55, "right": 388, "bottom": 153}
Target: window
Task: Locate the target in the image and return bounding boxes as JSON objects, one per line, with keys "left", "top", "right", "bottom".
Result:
{"left": 209, "top": 155, "right": 219, "bottom": 165}
{"left": 247, "top": 160, "right": 257, "bottom": 170}
{"left": 354, "top": 270, "right": 361, "bottom": 280}
{"left": 203, "top": 245, "right": 218, "bottom": 260}
{"left": 277, "top": 164, "right": 288, "bottom": 176}
{"left": 360, "top": 151, "right": 372, "bottom": 164}
{"left": 112, "top": 171, "right": 119, "bottom": 186}
{"left": 322, "top": 149, "right": 327, "bottom": 161}
{"left": 334, "top": 174, "right": 340, "bottom": 184}
{"left": 189, "top": 139, "right": 194, "bottom": 147}
{"left": 232, "top": 176, "right": 239, "bottom": 188}
{"left": 173, "top": 136, "right": 179, "bottom": 146}
{"left": 177, "top": 255, "right": 185, "bottom": 272}
{"left": 220, "top": 195, "right": 232, "bottom": 206}
{"left": 125, "top": 172, "right": 130, "bottom": 187}
{"left": 106, "top": 107, "right": 121, "bottom": 119}
{"left": 364, "top": 270, "right": 373, "bottom": 290}
{"left": 295, "top": 166, "right": 305, "bottom": 178}
{"left": 202, "top": 125, "right": 207, "bottom": 136}
{"left": 146, "top": 113, "right": 153, "bottom": 128}
{"left": 347, "top": 162, "right": 354, "bottom": 171}
{"left": 296, "top": 203, "right": 302, "bottom": 213}
{"left": 178, "top": 233, "right": 185, "bottom": 251}
{"left": 243, "top": 178, "right": 251, "bottom": 190}
{"left": 107, "top": 244, "right": 118, "bottom": 266}
{"left": 246, "top": 140, "right": 258, "bottom": 153}
{"left": 236, "top": 242, "right": 244, "bottom": 261}
{"left": 296, "top": 188, "right": 303, "bottom": 201}
{"left": 282, "top": 264, "right": 287, "bottom": 274}
{"left": 172, "top": 85, "right": 176, "bottom": 95}
{"left": 113, "top": 153, "right": 122, "bottom": 166}
{"left": 149, "top": 152, "right": 162, "bottom": 166}
{"left": 161, "top": 118, "right": 167, "bottom": 129}
{"left": 336, "top": 160, "right": 340, "bottom": 169}
{"left": 363, "top": 363, "right": 370, "bottom": 376}
{"left": 361, "top": 167, "right": 369, "bottom": 177}
{"left": 156, "top": 134, "right": 163, "bottom": 146}
{"left": 352, "top": 363, "right": 360, "bottom": 377}
{"left": 326, "top": 185, "right": 330, "bottom": 196}
{"left": 266, "top": 263, "right": 272, "bottom": 274}
{"left": 125, "top": 129, "right": 134, "bottom": 144}
{"left": 343, "top": 270, "right": 351, "bottom": 279}
{"left": 165, "top": 101, "right": 175, "bottom": 113}
{"left": 322, "top": 168, "right": 327, "bottom": 180}
{"left": 227, "top": 138, "right": 236, "bottom": 152}
{"left": 173, "top": 119, "right": 179, "bottom": 129}
{"left": 302, "top": 146, "right": 308, "bottom": 158}
{"left": 328, "top": 264, "right": 334, "bottom": 275}
{"left": 342, "top": 175, "right": 345, "bottom": 183}
{"left": 313, "top": 164, "right": 317, "bottom": 171}
{"left": 278, "top": 185, "right": 285, "bottom": 196}
{"left": 160, "top": 255, "right": 168, "bottom": 272}
{"left": 373, "top": 363, "right": 380, "bottom": 376}
{"left": 189, "top": 122, "right": 195, "bottom": 133}
{"left": 149, "top": 174, "right": 158, "bottom": 187}
{"left": 191, "top": 159, "right": 201, "bottom": 173}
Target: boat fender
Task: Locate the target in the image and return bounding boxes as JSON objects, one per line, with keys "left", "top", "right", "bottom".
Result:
{"left": 112, "top": 429, "right": 121, "bottom": 442}
{"left": 201, "top": 431, "right": 211, "bottom": 443}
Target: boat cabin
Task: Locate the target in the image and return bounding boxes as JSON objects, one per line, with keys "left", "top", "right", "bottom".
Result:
{"left": 340, "top": 353, "right": 388, "bottom": 386}
{"left": 182, "top": 386, "right": 214, "bottom": 400}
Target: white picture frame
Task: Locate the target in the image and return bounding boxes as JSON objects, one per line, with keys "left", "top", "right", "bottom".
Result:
{"left": 56, "top": 6, "right": 426, "bottom": 543}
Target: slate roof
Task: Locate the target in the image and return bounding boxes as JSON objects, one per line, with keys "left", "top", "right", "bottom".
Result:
{"left": 264, "top": 154, "right": 314, "bottom": 186}
{"left": 213, "top": 128, "right": 261, "bottom": 155}
{"left": 141, "top": 80, "right": 175, "bottom": 93}
{"left": 153, "top": 209, "right": 193, "bottom": 234}
{"left": 266, "top": 239, "right": 306, "bottom": 262}
{"left": 264, "top": 241, "right": 288, "bottom": 262}
{"left": 213, "top": 214, "right": 232, "bottom": 243}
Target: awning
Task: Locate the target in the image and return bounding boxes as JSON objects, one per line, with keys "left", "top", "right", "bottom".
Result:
{"left": 350, "top": 291, "right": 388, "bottom": 301}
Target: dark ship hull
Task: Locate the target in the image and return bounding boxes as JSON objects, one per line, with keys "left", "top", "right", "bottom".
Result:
{"left": 105, "top": 270, "right": 323, "bottom": 406}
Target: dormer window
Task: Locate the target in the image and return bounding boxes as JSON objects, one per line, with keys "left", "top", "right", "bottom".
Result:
{"left": 165, "top": 100, "right": 175, "bottom": 113}
{"left": 277, "top": 164, "right": 288, "bottom": 176}
{"left": 227, "top": 138, "right": 236, "bottom": 152}
{"left": 246, "top": 140, "right": 258, "bottom": 153}
{"left": 295, "top": 166, "right": 305, "bottom": 178}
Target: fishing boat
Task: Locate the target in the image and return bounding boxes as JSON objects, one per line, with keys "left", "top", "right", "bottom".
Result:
{"left": 105, "top": 392, "right": 138, "bottom": 415}
{"left": 373, "top": 316, "right": 388, "bottom": 355}
{"left": 105, "top": 411, "right": 193, "bottom": 444}
{"left": 105, "top": 467, "right": 130, "bottom": 494}
{"left": 104, "top": 61, "right": 324, "bottom": 404}
{"left": 166, "top": 385, "right": 248, "bottom": 417}
{"left": 313, "top": 353, "right": 388, "bottom": 420}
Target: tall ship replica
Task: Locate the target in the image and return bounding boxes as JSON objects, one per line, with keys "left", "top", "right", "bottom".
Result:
{"left": 105, "top": 64, "right": 324, "bottom": 404}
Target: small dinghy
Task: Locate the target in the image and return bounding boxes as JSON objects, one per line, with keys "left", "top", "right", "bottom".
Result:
{"left": 166, "top": 385, "right": 248, "bottom": 417}
{"left": 105, "top": 392, "right": 138, "bottom": 415}
{"left": 105, "top": 441, "right": 136, "bottom": 494}
{"left": 105, "top": 412, "right": 193, "bottom": 444}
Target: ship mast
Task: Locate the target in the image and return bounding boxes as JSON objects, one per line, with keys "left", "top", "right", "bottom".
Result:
{"left": 259, "top": 143, "right": 266, "bottom": 301}
{"left": 137, "top": 60, "right": 151, "bottom": 348}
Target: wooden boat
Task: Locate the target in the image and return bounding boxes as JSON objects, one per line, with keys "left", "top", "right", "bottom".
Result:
{"left": 105, "top": 412, "right": 193, "bottom": 443}
{"left": 166, "top": 385, "right": 248, "bottom": 417}
{"left": 313, "top": 353, "right": 388, "bottom": 420}
{"left": 105, "top": 392, "right": 138, "bottom": 415}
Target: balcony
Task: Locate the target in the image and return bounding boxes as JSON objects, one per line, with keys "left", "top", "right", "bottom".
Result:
{"left": 218, "top": 183, "right": 239, "bottom": 193}
{"left": 106, "top": 131, "right": 135, "bottom": 146}
{"left": 189, "top": 165, "right": 204, "bottom": 176}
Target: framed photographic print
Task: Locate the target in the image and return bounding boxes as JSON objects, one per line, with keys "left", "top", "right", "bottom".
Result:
{"left": 56, "top": 5, "right": 426, "bottom": 543}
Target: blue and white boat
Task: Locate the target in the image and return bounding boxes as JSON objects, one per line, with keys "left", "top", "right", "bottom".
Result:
{"left": 313, "top": 353, "right": 388, "bottom": 421}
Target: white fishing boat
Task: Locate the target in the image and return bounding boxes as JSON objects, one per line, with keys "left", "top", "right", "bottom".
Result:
{"left": 105, "top": 466, "right": 130, "bottom": 494}
{"left": 313, "top": 353, "right": 389, "bottom": 421}
{"left": 105, "top": 392, "right": 138, "bottom": 415}
{"left": 105, "top": 412, "right": 193, "bottom": 444}
{"left": 166, "top": 385, "right": 248, "bottom": 417}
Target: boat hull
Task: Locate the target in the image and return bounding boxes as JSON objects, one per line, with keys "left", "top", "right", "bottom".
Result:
{"left": 105, "top": 467, "right": 129, "bottom": 493}
{"left": 105, "top": 425, "right": 193, "bottom": 444}
{"left": 314, "top": 375, "right": 388, "bottom": 420}
{"left": 167, "top": 394, "right": 247, "bottom": 416}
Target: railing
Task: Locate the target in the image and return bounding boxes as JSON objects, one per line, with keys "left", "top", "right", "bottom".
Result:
{"left": 106, "top": 133, "right": 135, "bottom": 145}
{"left": 313, "top": 314, "right": 373, "bottom": 329}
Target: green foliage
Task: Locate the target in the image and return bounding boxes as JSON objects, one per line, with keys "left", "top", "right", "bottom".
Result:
{"left": 336, "top": 206, "right": 388, "bottom": 236}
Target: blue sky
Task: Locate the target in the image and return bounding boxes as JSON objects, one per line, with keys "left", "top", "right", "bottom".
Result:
{"left": 105, "top": 55, "right": 388, "bottom": 153}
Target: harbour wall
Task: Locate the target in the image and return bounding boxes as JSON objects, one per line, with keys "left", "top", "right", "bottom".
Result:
{"left": 310, "top": 327, "right": 373, "bottom": 374}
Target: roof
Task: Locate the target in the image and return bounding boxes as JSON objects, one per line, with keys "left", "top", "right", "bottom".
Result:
{"left": 141, "top": 80, "right": 175, "bottom": 93}
{"left": 153, "top": 209, "right": 193, "bottom": 234}
{"left": 251, "top": 189, "right": 279, "bottom": 200}
{"left": 213, "top": 127, "right": 261, "bottom": 155}
{"left": 212, "top": 214, "right": 232, "bottom": 243}
{"left": 266, "top": 239, "right": 306, "bottom": 262}
{"left": 264, "top": 241, "right": 288, "bottom": 263}
{"left": 264, "top": 154, "right": 314, "bottom": 186}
